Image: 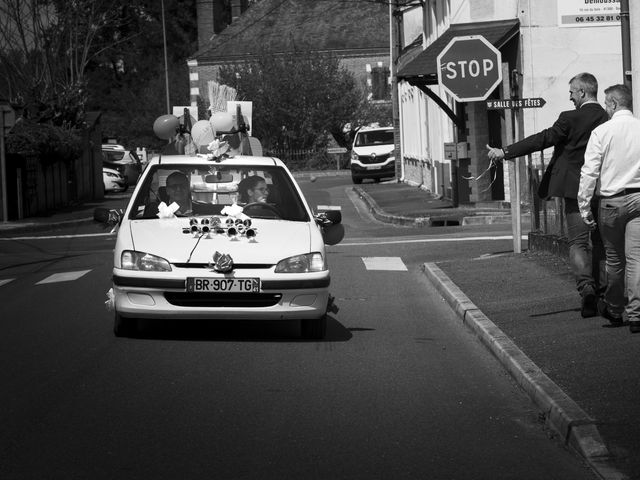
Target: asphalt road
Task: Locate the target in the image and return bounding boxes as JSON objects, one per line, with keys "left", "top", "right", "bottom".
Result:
{"left": 0, "top": 176, "right": 598, "bottom": 479}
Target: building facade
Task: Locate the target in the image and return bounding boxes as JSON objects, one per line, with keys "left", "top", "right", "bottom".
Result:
{"left": 396, "top": 0, "right": 623, "bottom": 206}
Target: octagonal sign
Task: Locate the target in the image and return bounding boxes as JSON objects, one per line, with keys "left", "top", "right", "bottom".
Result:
{"left": 437, "top": 35, "right": 502, "bottom": 102}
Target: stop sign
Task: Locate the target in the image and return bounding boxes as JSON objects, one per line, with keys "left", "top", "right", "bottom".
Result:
{"left": 437, "top": 35, "right": 502, "bottom": 102}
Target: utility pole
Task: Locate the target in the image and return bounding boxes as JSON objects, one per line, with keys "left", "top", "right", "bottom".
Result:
{"left": 161, "top": 0, "right": 171, "bottom": 114}
{"left": 390, "top": 0, "right": 402, "bottom": 181}
{"left": 629, "top": 0, "right": 640, "bottom": 114}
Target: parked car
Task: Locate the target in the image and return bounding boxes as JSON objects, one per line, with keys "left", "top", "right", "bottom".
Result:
{"left": 102, "top": 147, "right": 143, "bottom": 186}
{"left": 103, "top": 166, "right": 128, "bottom": 193}
{"left": 94, "top": 153, "right": 343, "bottom": 339}
{"left": 349, "top": 125, "right": 395, "bottom": 184}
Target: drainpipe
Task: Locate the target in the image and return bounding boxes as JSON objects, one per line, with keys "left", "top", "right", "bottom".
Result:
{"left": 630, "top": 0, "right": 640, "bottom": 114}
{"left": 620, "top": 0, "right": 632, "bottom": 88}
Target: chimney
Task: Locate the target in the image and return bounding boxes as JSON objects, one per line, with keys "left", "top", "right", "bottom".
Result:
{"left": 231, "top": 0, "right": 249, "bottom": 22}
{"left": 196, "top": 1, "right": 231, "bottom": 50}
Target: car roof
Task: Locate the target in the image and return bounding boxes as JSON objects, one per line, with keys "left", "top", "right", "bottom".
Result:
{"left": 102, "top": 144, "right": 126, "bottom": 151}
{"left": 146, "top": 154, "right": 287, "bottom": 168}
{"left": 357, "top": 126, "right": 393, "bottom": 132}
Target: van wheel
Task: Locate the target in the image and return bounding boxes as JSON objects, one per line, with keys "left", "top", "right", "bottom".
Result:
{"left": 301, "top": 316, "right": 327, "bottom": 340}
{"left": 352, "top": 177, "right": 362, "bottom": 185}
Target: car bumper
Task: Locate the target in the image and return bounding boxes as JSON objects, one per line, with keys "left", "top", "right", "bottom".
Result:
{"left": 350, "top": 161, "right": 396, "bottom": 179}
{"left": 112, "top": 270, "right": 331, "bottom": 320}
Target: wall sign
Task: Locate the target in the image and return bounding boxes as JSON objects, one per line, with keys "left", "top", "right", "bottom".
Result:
{"left": 558, "top": 0, "right": 621, "bottom": 28}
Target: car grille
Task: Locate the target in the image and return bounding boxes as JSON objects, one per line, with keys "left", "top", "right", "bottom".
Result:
{"left": 172, "top": 263, "right": 274, "bottom": 269}
{"left": 359, "top": 153, "right": 390, "bottom": 165}
{"left": 164, "top": 292, "right": 282, "bottom": 307}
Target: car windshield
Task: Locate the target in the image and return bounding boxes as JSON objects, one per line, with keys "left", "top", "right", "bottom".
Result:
{"left": 354, "top": 130, "right": 394, "bottom": 147}
{"left": 129, "top": 163, "right": 310, "bottom": 222}
{"left": 103, "top": 150, "right": 126, "bottom": 162}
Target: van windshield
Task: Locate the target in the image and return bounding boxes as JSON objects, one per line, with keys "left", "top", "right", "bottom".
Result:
{"left": 355, "top": 130, "right": 394, "bottom": 147}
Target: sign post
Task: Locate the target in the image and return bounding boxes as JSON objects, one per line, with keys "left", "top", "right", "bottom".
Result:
{"left": 437, "top": 35, "right": 502, "bottom": 205}
{"left": 327, "top": 146, "right": 347, "bottom": 171}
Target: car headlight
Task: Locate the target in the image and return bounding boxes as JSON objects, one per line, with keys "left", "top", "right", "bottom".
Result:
{"left": 121, "top": 250, "right": 172, "bottom": 271}
{"left": 350, "top": 152, "right": 358, "bottom": 161}
{"left": 275, "top": 252, "right": 325, "bottom": 273}
{"left": 105, "top": 171, "right": 119, "bottom": 178}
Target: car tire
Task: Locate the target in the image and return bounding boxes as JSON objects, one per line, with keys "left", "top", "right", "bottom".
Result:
{"left": 301, "top": 315, "right": 327, "bottom": 340}
{"left": 114, "top": 311, "right": 136, "bottom": 337}
{"left": 352, "top": 176, "right": 362, "bottom": 185}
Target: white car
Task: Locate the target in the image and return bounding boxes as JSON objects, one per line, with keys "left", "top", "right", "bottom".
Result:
{"left": 103, "top": 148, "right": 143, "bottom": 185}
{"left": 103, "top": 166, "right": 128, "bottom": 193}
{"left": 95, "top": 154, "right": 343, "bottom": 339}
{"left": 350, "top": 125, "right": 395, "bottom": 184}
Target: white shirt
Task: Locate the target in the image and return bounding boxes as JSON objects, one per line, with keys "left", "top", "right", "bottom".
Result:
{"left": 578, "top": 109, "right": 640, "bottom": 219}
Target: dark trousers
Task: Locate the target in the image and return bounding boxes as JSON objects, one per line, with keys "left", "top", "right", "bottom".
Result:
{"left": 564, "top": 197, "right": 606, "bottom": 295}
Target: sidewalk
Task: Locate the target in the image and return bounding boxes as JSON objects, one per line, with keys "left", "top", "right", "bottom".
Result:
{"left": 0, "top": 177, "right": 637, "bottom": 479}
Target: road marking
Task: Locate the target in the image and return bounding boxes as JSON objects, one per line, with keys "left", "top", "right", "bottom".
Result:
{"left": 362, "top": 257, "right": 407, "bottom": 271}
{"left": 0, "top": 232, "right": 114, "bottom": 241}
{"left": 0, "top": 278, "right": 15, "bottom": 287}
{"left": 36, "top": 270, "right": 91, "bottom": 285}
{"left": 337, "top": 234, "right": 527, "bottom": 247}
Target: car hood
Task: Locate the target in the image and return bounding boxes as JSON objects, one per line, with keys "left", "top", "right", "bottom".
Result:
{"left": 353, "top": 145, "right": 394, "bottom": 156}
{"left": 128, "top": 219, "right": 312, "bottom": 264}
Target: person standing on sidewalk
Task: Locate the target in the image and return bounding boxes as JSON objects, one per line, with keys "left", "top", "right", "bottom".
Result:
{"left": 486, "top": 72, "right": 609, "bottom": 318}
{"left": 578, "top": 84, "right": 640, "bottom": 334}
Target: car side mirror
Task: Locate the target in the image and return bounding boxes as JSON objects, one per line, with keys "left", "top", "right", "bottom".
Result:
{"left": 94, "top": 207, "right": 124, "bottom": 226}
{"left": 315, "top": 206, "right": 343, "bottom": 246}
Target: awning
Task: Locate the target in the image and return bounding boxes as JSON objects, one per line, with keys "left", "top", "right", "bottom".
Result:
{"left": 397, "top": 19, "right": 520, "bottom": 83}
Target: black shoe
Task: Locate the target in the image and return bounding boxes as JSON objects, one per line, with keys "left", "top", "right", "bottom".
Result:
{"left": 581, "top": 288, "right": 598, "bottom": 318}
{"left": 630, "top": 322, "right": 640, "bottom": 334}
{"left": 597, "top": 299, "right": 623, "bottom": 325}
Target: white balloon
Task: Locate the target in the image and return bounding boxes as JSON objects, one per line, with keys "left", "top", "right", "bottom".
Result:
{"left": 190, "top": 120, "right": 215, "bottom": 149}
{"left": 210, "top": 111, "right": 235, "bottom": 133}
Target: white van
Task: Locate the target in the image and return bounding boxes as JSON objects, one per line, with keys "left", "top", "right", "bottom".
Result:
{"left": 349, "top": 125, "right": 395, "bottom": 184}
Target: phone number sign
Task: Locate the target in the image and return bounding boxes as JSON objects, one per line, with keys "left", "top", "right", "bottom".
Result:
{"left": 558, "top": 0, "right": 620, "bottom": 27}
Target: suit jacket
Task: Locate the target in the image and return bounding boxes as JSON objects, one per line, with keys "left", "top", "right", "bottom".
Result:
{"left": 503, "top": 102, "right": 609, "bottom": 199}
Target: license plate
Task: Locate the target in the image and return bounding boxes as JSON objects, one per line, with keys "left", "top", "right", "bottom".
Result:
{"left": 186, "top": 277, "right": 260, "bottom": 293}
{"left": 366, "top": 165, "right": 382, "bottom": 170}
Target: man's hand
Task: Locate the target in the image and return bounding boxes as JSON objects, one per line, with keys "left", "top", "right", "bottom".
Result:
{"left": 582, "top": 211, "right": 597, "bottom": 230}
{"left": 486, "top": 144, "right": 506, "bottom": 161}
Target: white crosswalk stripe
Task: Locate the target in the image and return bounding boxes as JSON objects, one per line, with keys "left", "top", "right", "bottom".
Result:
{"left": 362, "top": 257, "right": 407, "bottom": 271}
{"left": 35, "top": 270, "right": 91, "bottom": 285}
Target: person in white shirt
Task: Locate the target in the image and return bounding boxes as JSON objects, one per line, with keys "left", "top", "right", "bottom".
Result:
{"left": 578, "top": 84, "right": 640, "bottom": 334}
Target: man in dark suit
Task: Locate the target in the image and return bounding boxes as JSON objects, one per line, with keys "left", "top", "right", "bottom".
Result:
{"left": 486, "top": 72, "right": 609, "bottom": 318}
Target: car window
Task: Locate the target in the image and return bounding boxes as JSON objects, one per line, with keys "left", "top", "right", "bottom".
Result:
{"left": 102, "top": 150, "right": 126, "bottom": 162}
{"left": 354, "top": 130, "right": 394, "bottom": 147}
{"left": 130, "top": 164, "right": 309, "bottom": 222}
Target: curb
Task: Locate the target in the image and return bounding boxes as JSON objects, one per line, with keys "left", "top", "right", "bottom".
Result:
{"left": 353, "top": 185, "right": 525, "bottom": 227}
{"left": 421, "top": 262, "right": 627, "bottom": 480}
{"left": 353, "top": 186, "right": 431, "bottom": 227}
{"left": 0, "top": 217, "right": 94, "bottom": 236}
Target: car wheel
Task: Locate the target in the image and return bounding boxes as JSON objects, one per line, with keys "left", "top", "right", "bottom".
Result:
{"left": 301, "top": 315, "right": 327, "bottom": 340}
{"left": 352, "top": 176, "right": 362, "bottom": 185}
{"left": 114, "top": 311, "right": 136, "bottom": 337}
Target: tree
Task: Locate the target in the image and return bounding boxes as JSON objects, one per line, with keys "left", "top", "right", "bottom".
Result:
{"left": 218, "top": 51, "right": 374, "bottom": 153}
{"left": 0, "top": 0, "right": 197, "bottom": 151}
